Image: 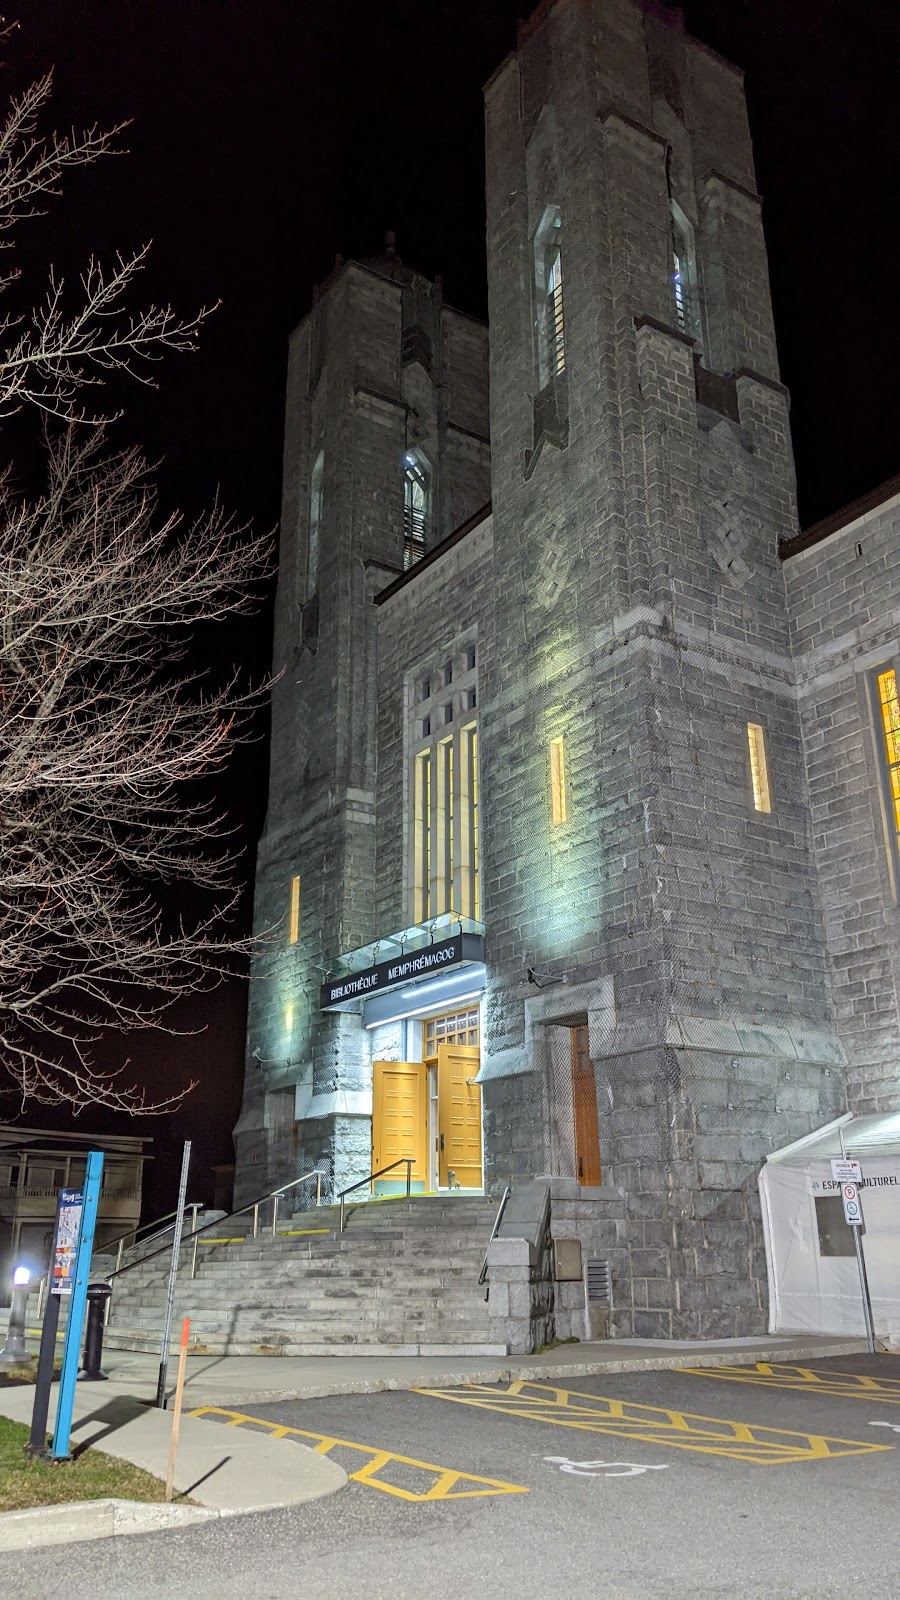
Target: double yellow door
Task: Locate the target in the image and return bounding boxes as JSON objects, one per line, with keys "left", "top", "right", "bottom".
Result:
{"left": 373, "top": 1045, "right": 482, "bottom": 1190}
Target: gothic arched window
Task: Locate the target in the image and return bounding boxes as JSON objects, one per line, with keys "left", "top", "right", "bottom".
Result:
{"left": 308, "top": 448, "right": 324, "bottom": 591}
{"left": 403, "top": 452, "right": 429, "bottom": 570}
{"left": 534, "top": 205, "right": 565, "bottom": 388}
{"left": 670, "top": 201, "right": 701, "bottom": 343}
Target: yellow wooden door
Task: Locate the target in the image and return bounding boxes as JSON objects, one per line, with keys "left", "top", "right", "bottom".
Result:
{"left": 372, "top": 1060, "right": 427, "bottom": 1190}
{"left": 437, "top": 1044, "right": 482, "bottom": 1189}
{"left": 571, "top": 1025, "right": 602, "bottom": 1186}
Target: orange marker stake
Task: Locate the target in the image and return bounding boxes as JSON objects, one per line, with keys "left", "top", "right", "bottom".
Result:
{"left": 164, "top": 1317, "right": 191, "bottom": 1503}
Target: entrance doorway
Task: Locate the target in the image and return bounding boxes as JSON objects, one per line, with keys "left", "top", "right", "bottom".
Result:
{"left": 570, "top": 1023, "right": 602, "bottom": 1186}
{"left": 371, "top": 1059, "right": 427, "bottom": 1192}
{"left": 371, "top": 1005, "right": 483, "bottom": 1194}
{"left": 424, "top": 1007, "right": 482, "bottom": 1190}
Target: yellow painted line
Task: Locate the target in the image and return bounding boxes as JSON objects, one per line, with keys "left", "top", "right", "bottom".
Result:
{"left": 276, "top": 1228, "right": 331, "bottom": 1237}
{"left": 188, "top": 1404, "right": 528, "bottom": 1502}
{"left": 196, "top": 1237, "right": 245, "bottom": 1245}
{"left": 682, "top": 1363, "right": 900, "bottom": 1405}
{"left": 413, "top": 1381, "right": 892, "bottom": 1468}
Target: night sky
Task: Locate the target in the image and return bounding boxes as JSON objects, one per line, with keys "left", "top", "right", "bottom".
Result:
{"left": 7, "top": 0, "right": 898, "bottom": 1209}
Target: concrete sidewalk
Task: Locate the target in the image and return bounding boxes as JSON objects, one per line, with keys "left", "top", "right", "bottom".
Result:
{"left": 0, "top": 1371, "right": 346, "bottom": 1549}
{"left": 37, "top": 1329, "right": 874, "bottom": 1409}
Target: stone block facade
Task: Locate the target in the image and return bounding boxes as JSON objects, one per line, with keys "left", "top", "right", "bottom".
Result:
{"left": 233, "top": 0, "right": 898, "bottom": 1346}
{"left": 782, "top": 485, "right": 900, "bottom": 1115}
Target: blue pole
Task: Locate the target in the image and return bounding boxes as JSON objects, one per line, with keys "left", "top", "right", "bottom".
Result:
{"left": 51, "top": 1150, "right": 104, "bottom": 1460}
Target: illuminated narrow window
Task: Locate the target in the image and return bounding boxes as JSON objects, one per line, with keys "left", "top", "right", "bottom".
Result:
{"left": 414, "top": 750, "right": 432, "bottom": 920}
{"left": 464, "top": 724, "right": 479, "bottom": 922}
{"left": 288, "top": 875, "right": 301, "bottom": 944}
{"left": 873, "top": 666, "right": 900, "bottom": 884}
{"left": 435, "top": 737, "right": 455, "bottom": 916}
{"left": 747, "top": 723, "right": 772, "bottom": 814}
{"left": 409, "top": 646, "right": 479, "bottom": 924}
{"left": 549, "top": 737, "right": 567, "bottom": 826}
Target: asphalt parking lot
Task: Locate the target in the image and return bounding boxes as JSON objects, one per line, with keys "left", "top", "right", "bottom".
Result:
{"left": 3, "top": 1354, "right": 899, "bottom": 1600}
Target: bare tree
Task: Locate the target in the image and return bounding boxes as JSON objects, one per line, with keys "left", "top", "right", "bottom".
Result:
{"left": 0, "top": 44, "right": 270, "bottom": 1109}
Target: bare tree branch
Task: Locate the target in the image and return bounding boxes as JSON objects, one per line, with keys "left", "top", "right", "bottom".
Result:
{"left": 0, "top": 41, "right": 274, "bottom": 1110}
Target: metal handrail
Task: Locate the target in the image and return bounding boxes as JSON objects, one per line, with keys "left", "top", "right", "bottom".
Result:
{"left": 107, "top": 1168, "right": 325, "bottom": 1285}
{"left": 338, "top": 1158, "right": 413, "bottom": 1234}
{"left": 478, "top": 1184, "right": 511, "bottom": 1289}
{"left": 106, "top": 1205, "right": 204, "bottom": 1275}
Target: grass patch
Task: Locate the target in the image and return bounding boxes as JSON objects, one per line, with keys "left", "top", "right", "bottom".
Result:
{"left": 0, "top": 1361, "right": 60, "bottom": 1388}
{"left": 0, "top": 1415, "right": 172, "bottom": 1512}
{"left": 532, "top": 1335, "right": 581, "bottom": 1354}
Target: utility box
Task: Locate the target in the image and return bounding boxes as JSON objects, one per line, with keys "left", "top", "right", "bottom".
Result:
{"left": 552, "top": 1237, "right": 582, "bottom": 1281}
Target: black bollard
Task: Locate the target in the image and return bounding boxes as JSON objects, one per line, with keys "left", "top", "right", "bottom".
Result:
{"left": 78, "top": 1281, "right": 112, "bottom": 1381}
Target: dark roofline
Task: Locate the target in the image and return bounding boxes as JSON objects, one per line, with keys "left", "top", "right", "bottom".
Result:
{"left": 374, "top": 502, "right": 492, "bottom": 606}
{"left": 779, "top": 472, "right": 900, "bottom": 560}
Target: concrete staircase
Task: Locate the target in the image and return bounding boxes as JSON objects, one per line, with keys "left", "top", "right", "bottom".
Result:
{"left": 104, "top": 1195, "right": 505, "bottom": 1357}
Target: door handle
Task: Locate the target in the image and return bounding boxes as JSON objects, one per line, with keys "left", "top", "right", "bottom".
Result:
{"left": 439, "top": 1133, "right": 445, "bottom": 1152}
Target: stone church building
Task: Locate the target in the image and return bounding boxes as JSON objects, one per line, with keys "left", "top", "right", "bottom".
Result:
{"left": 234, "top": 0, "right": 900, "bottom": 1339}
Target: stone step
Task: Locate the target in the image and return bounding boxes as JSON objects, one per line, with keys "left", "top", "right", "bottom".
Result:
{"left": 105, "top": 1192, "right": 506, "bottom": 1354}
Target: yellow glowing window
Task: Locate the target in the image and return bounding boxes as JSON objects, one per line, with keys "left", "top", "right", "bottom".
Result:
{"left": 875, "top": 668, "right": 900, "bottom": 857}
{"left": 549, "top": 737, "right": 567, "bottom": 825}
{"left": 747, "top": 723, "right": 772, "bottom": 814}
{"left": 288, "top": 875, "right": 301, "bottom": 944}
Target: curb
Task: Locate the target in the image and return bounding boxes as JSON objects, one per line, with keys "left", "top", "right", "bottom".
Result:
{"left": 0, "top": 1496, "right": 221, "bottom": 1552}
{"left": 197, "top": 1336, "right": 872, "bottom": 1408}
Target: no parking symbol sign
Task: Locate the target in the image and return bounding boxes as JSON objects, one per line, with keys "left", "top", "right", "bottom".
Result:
{"left": 831, "top": 1158, "right": 864, "bottom": 1226}
{"left": 842, "top": 1182, "right": 863, "bottom": 1226}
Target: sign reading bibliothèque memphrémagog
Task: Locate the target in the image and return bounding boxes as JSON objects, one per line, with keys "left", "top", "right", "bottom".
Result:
{"left": 320, "top": 931, "right": 484, "bottom": 1010}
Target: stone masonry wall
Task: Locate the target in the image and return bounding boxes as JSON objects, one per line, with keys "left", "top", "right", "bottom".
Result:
{"left": 782, "top": 493, "right": 900, "bottom": 1114}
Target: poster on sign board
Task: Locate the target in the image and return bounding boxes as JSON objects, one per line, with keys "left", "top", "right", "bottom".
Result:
{"left": 51, "top": 1188, "right": 84, "bottom": 1297}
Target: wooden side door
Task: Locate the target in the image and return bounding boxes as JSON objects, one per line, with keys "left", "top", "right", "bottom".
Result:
{"left": 571, "top": 1024, "right": 602, "bottom": 1186}
{"left": 437, "top": 1044, "right": 482, "bottom": 1189}
{"left": 372, "top": 1060, "right": 427, "bottom": 1190}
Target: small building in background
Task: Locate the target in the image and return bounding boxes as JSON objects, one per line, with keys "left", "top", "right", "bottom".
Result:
{"left": 0, "top": 1126, "right": 150, "bottom": 1287}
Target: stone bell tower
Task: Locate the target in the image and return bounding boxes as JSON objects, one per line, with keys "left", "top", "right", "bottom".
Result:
{"left": 234, "top": 244, "right": 489, "bottom": 1200}
{"left": 479, "top": 0, "right": 844, "bottom": 1335}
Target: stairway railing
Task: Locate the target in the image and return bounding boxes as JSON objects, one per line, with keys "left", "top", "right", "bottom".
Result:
{"left": 107, "top": 1167, "right": 326, "bottom": 1285}
{"left": 104, "top": 1204, "right": 204, "bottom": 1276}
{"left": 478, "top": 1184, "right": 511, "bottom": 1291}
{"left": 338, "top": 1158, "right": 413, "bottom": 1234}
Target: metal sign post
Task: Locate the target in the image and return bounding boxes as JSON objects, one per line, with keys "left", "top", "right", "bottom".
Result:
{"left": 51, "top": 1151, "right": 104, "bottom": 1460}
{"left": 155, "top": 1141, "right": 192, "bottom": 1409}
{"left": 27, "top": 1189, "right": 67, "bottom": 1458}
{"left": 834, "top": 1136, "right": 876, "bottom": 1355}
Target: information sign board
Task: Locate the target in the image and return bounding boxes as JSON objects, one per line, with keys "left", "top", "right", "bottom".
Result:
{"left": 50, "top": 1188, "right": 84, "bottom": 1297}
{"left": 831, "top": 1158, "right": 863, "bottom": 1185}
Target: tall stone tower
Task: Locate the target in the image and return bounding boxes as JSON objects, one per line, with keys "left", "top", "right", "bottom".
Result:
{"left": 480, "top": 0, "right": 845, "bottom": 1334}
{"left": 234, "top": 247, "right": 490, "bottom": 1199}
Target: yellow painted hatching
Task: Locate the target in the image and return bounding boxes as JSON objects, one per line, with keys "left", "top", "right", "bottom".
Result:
{"left": 413, "top": 1381, "right": 892, "bottom": 1467}
{"left": 189, "top": 1405, "right": 529, "bottom": 1502}
{"left": 682, "top": 1362, "right": 900, "bottom": 1405}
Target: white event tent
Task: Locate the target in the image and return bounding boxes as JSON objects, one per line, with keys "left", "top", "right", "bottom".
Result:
{"left": 759, "top": 1111, "right": 900, "bottom": 1345}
